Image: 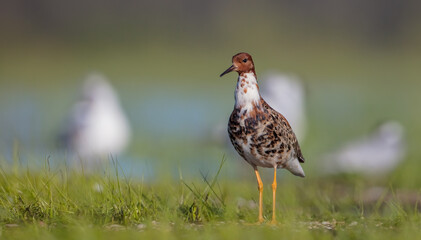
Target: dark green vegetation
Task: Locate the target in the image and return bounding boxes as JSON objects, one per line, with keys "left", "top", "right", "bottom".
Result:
{"left": 1, "top": 156, "right": 421, "bottom": 240}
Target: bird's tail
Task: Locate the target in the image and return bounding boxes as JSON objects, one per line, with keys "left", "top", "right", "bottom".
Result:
{"left": 285, "top": 158, "right": 305, "bottom": 177}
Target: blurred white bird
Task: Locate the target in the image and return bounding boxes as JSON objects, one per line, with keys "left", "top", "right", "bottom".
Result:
{"left": 323, "top": 121, "right": 406, "bottom": 175}
{"left": 260, "top": 72, "right": 307, "bottom": 141}
{"left": 59, "top": 73, "right": 131, "bottom": 165}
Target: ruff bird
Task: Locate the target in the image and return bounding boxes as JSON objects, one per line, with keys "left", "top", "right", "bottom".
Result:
{"left": 220, "top": 53, "right": 305, "bottom": 223}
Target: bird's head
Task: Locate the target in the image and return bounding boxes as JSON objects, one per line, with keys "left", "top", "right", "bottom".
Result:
{"left": 220, "top": 52, "right": 255, "bottom": 77}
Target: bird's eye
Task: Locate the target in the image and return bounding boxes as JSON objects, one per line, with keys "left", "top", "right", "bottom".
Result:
{"left": 242, "top": 58, "right": 248, "bottom": 63}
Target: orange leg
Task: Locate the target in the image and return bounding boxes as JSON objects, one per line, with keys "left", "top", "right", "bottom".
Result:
{"left": 271, "top": 168, "right": 277, "bottom": 224}
{"left": 254, "top": 167, "right": 264, "bottom": 223}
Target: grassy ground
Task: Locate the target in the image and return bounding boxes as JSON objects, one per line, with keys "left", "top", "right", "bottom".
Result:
{"left": 1, "top": 157, "right": 421, "bottom": 240}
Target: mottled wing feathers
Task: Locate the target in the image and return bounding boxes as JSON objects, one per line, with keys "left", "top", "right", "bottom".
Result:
{"left": 228, "top": 97, "right": 305, "bottom": 169}
{"left": 260, "top": 99, "right": 305, "bottom": 163}
{"left": 295, "top": 143, "right": 305, "bottom": 163}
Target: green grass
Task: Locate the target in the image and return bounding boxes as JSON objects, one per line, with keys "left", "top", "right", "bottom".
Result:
{"left": 1, "top": 156, "right": 421, "bottom": 240}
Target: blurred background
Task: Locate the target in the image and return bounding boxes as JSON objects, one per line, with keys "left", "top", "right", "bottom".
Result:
{"left": 0, "top": 0, "right": 420, "bottom": 186}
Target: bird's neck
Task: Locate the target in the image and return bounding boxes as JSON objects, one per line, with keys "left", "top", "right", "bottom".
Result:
{"left": 234, "top": 71, "right": 261, "bottom": 112}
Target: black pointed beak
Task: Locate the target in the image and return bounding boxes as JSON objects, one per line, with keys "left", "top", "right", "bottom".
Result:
{"left": 220, "top": 65, "right": 235, "bottom": 77}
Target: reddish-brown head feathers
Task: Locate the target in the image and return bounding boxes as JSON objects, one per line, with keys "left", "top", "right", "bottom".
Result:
{"left": 220, "top": 52, "right": 255, "bottom": 77}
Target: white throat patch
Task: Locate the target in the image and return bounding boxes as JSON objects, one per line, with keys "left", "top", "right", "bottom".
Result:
{"left": 235, "top": 72, "right": 260, "bottom": 114}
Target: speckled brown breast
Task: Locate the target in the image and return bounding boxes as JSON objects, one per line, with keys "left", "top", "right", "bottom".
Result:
{"left": 228, "top": 98, "right": 305, "bottom": 168}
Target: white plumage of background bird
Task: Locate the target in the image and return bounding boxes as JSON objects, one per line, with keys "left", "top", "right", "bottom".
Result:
{"left": 260, "top": 72, "right": 307, "bottom": 141}
{"left": 59, "top": 73, "right": 131, "bottom": 166}
{"left": 322, "top": 121, "right": 406, "bottom": 175}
